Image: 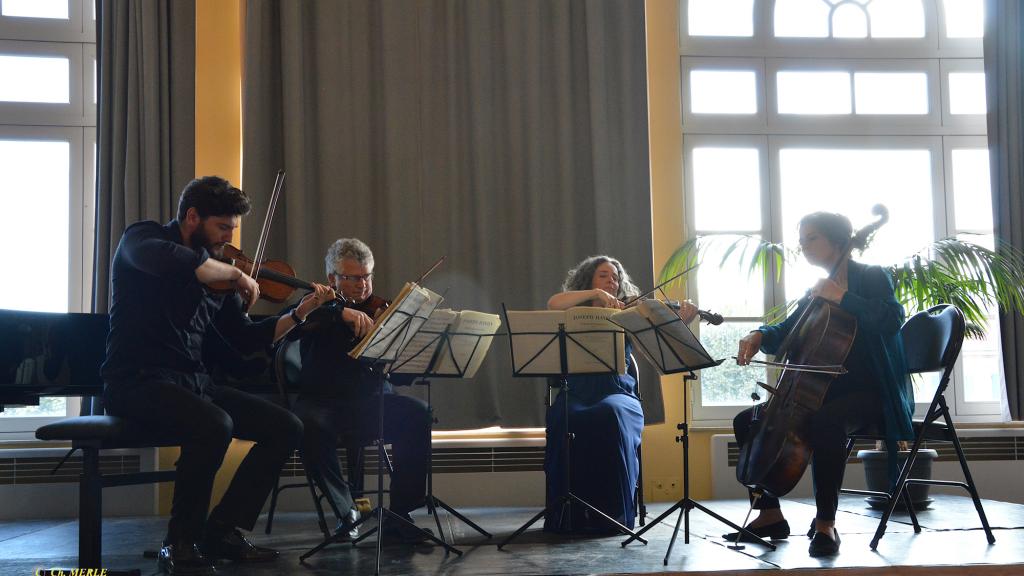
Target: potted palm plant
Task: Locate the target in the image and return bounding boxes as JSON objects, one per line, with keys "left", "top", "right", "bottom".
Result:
{"left": 660, "top": 216, "right": 1024, "bottom": 509}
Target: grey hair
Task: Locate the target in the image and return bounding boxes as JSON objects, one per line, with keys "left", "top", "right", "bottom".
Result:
{"left": 325, "top": 238, "right": 374, "bottom": 276}
{"left": 561, "top": 255, "right": 640, "bottom": 300}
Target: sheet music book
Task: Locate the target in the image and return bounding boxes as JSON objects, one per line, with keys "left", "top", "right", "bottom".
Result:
{"left": 609, "top": 299, "right": 718, "bottom": 373}
{"left": 348, "top": 282, "right": 443, "bottom": 362}
{"left": 391, "top": 309, "right": 502, "bottom": 378}
{"left": 506, "top": 306, "right": 625, "bottom": 375}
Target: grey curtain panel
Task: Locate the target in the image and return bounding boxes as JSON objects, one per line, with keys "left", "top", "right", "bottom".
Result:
{"left": 242, "top": 0, "right": 660, "bottom": 429}
{"left": 985, "top": 0, "right": 1024, "bottom": 420}
{"left": 93, "top": 0, "right": 195, "bottom": 312}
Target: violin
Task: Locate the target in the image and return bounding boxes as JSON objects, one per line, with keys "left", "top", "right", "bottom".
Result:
{"left": 209, "top": 244, "right": 344, "bottom": 305}
{"left": 663, "top": 299, "right": 724, "bottom": 325}
{"left": 735, "top": 205, "right": 889, "bottom": 499}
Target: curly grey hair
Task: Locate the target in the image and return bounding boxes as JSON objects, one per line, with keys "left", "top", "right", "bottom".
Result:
{"left": 325, "top": 238, "right": 374, "bottom": 276}
{"left": 561, "top": 255, "right": 640, "bottom": 300}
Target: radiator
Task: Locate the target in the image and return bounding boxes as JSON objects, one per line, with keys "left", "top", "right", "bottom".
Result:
{"left": 0, "top": 447, "right": 161, "bottom": 519}
{"left": 710, "top": 428, "right": 1024, "bottom": 504}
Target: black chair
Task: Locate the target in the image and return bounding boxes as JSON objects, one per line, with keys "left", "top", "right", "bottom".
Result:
{"left": 264, "top": 337, "right": 391, "bottom": 536}
{"left": 34, "top": 397, "right": 178, "bottom": 570}
{"left": 841, "top": 304, "right": 996, "bottom": 549}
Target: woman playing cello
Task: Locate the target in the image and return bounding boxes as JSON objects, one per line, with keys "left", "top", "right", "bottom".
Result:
{"left": 728, "top": 211, "right": 914, "bottom": 557}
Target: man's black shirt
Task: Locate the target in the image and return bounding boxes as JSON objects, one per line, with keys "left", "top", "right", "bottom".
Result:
{"left": 101, "top": 219, "right": 277, "bottom": 383}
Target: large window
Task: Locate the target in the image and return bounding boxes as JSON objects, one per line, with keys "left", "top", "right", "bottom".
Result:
{"left": 679, "top": 0, "right": 999, "bottom": 424}
{"left": 0, "top": 0, "right": 95, "bottom": 430}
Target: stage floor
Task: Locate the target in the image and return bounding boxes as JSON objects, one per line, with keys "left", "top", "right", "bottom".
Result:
{"left": 1, "top": 494, "right": 1022, "bottom": 575}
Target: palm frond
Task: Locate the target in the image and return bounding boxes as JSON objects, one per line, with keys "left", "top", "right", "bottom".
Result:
{"left": 662, "top": 232, "right": 1024, "bottom": 340}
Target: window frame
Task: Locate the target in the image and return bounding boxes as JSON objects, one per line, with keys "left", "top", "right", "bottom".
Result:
{"left": 0, "top": 0, "right": 96, "bottom": 436}
{"left": 679, "top": 0, "right": 1000, "bottom": 426}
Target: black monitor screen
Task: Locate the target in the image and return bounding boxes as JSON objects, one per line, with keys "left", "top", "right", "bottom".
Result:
{"left": 0, "top": 309, "right": 108, "bottom": 393}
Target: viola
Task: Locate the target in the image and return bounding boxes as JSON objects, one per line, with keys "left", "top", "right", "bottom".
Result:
{"left": 348, "top": 293, "right": 391, "bottom": 319}
{"left": 209, "top": 244, "right": 343, "bottom": 305}
{"left": 735, "top": 205, "right": 889, "bottom": 499}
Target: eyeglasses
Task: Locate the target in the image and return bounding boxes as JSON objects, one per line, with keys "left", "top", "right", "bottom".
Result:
{"left": 335, "top": 273, "right": 373, "bottom": 282}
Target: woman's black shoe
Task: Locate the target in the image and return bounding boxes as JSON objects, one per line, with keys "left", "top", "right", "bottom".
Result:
{"left": 722, "top": 519, "right": 791, "bottom": 542}
{"left": 808, "top": 528, "right": 841, "bottom": 557}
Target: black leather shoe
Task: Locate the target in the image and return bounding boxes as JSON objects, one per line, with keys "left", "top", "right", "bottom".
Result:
{"left": 807, "top": 519, "right": 816, "bottom": 538}
{"left": 201, "top": 528, "right": 279, "bottom": 563}
{"left": 334, "top": 508, "right": 361, "bottom": 541}
{"left": 157, "top": 542, "right": 216, "bottom": 576}
{"left": 380, "top": 516, "right": 434, "bottom": 545}
{"left": 722, "top": 519, "right": 790, "bottom": 542}
{"left": 808, "top": 528, "right": 841, "bottom": 557}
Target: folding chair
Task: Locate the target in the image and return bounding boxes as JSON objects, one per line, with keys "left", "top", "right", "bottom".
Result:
{"left": 841, "top": 304, "right": 996, "bottom": 549}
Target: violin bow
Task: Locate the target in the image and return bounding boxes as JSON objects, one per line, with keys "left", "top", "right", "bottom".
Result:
{"left": 621, "top": 263, "right": 697, "bottom": 308}
{"left": 250, "top": 170, "right": 286, "bottom": 283}
{"left": 413, "top": 255, "right": 447, "bottom": 286}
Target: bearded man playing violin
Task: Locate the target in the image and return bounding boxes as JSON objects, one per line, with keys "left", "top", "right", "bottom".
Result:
{"left": 101, "top": 176, "right": 336, "bottom": 576}
{"left": 286, "top": 238, "right": 432, "bottom": 544}
{"left": 726, "top": 211, "right": 914, "bottom": 558}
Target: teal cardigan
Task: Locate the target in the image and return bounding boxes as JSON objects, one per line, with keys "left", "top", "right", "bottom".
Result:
{"left": 757, "top": 260, "right": 915, "bottom": 483}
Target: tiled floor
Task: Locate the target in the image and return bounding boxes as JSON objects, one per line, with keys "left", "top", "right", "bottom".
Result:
{"left": 1, "top": 494, "right": 1022, "bottom": 575}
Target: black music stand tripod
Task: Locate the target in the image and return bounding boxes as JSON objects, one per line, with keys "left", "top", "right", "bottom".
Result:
{"left": 616, "top": 309, "right": 775, "bottom": 563}
{"left": 497, "top": 305, "right": 646, "bottom": 549}
{"left": 299, "top": 302, "right": 462, "bottom": 573}
{"left": 391, "top": 326, "right": 495, "bottom": 543}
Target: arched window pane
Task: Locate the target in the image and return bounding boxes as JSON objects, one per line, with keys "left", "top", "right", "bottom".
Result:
{"left": 868, "top": 0, "right": 926, "bottom": 38}
{"left": 1, "top": 0, "right": 69, "bottom": 19}
{"left": 854, "top": 72, "right": 929, "bottom": 114}
{"left": 774, "top": 0, "right": 830, "bottom": 38}
{"left": 777, "top": 71, "right": 851, "bottom": 114}
{"left": 833, "top": 4, "right": 869, "bottom": 38}
{"left": 688, "top": 0, "right": 755, "bottom": 37}
{"left": 944, "top": 0, "right": 984, "bottom": 38}
{"left": 690, "top": 70, "right": 758, "bottom": 114}
{"left": 0, "top": 55, "right": 70, "bottom": 103}
{"left": 948, "top": 72, "right": 986, "bottom": 114}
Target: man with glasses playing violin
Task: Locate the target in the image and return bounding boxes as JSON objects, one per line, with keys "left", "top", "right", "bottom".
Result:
{"left": 101, "top": 176, "right": 336, "bottom": 576}
{"left": 286, "top": 238, "right": 432, "bottom": 544}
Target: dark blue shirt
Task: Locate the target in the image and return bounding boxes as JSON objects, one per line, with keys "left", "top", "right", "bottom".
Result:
{"left": 101, "top": 220, "right": 277, "bottom": 383}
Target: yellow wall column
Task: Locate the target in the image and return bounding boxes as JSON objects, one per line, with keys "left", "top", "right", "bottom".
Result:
{"left": 643, "top": 0, "right": 718, "bottom": 502}
{"left": 159, "top": 0, "right": 245, "bottom": 515}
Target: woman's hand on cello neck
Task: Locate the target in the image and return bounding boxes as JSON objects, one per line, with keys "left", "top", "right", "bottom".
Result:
{"left": 808, "top": 278, "right": 846, "bottom": 304}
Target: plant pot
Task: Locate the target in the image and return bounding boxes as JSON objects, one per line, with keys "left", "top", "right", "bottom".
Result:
{"left": 856, "top": 448, "right": 939, "bottom": 511}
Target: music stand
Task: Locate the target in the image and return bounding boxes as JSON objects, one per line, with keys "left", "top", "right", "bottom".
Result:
{"left": 390, "top": 323, "right": 498, "bottom": 543}
{"left": 611, "top": 300, "right": 776, "bottom": 563}
{"left": 300, "top": 287, "right": 462, "bottom": 573}
{"left": 497, "top": 304, "right": 647, "bottom": 549}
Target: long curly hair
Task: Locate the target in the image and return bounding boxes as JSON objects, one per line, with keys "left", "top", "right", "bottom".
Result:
{"left": 561, "top": 255, "right": 640, "bottom": 300}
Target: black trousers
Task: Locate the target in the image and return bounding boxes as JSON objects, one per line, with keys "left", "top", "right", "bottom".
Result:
{"left": 104, "top": 370, "right": 303, "bottom": 543}
{"left": 293, "top": 392, "right": 431, "bottom": 520}
{"left": 733, "top": 381, "right": 882, "bottom": 521}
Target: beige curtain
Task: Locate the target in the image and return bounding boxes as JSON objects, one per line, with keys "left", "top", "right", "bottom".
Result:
{"left": 243, "top": 0, "right": 659, "bottom": 428}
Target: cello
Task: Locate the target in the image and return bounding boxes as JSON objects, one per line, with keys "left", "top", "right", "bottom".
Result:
{"left": 735, "top": 205, "right": 890, "bottom": 500}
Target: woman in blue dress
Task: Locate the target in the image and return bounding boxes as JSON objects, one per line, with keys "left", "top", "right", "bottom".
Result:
{"left": 544, "top": 255, "right": 697, "bottom": 533}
